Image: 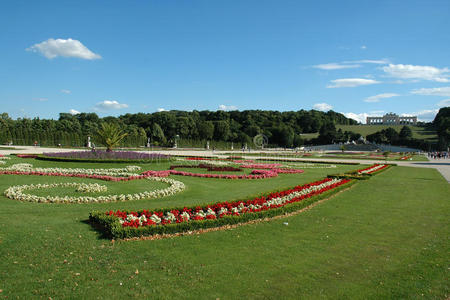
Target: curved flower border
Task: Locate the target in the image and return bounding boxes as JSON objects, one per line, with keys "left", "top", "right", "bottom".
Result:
{"left": 4, "top": 176, "right": 185, "bottom": 204}
{"left": 112, "top": 177, "right": 348, "bottom": 227}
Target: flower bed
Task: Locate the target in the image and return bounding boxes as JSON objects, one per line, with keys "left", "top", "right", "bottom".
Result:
{"left": 0, "top": 163, "right": 144, "bottom": 181}
{"left": 38, "top": 151, "right": 172, "bottom": 163}
{"left": 90, "top": 177, "right": 354, "bottom": 239}
{"left": 142, "top": 166, "right": 304, "bottom": 179}
{"left": 16, "top": 154, "right": 38, "bottom": 158}
{"left": 240, "top": 163, "right": 282, "bottom": 169}
{"left": 398, "top": 155, "right": 412, "bottom": 160}
{"left": 4, "top": 176, "right": 185, "bottom": 204}
{"left": 169, "top": 164, "right": 242, "bottom": 172}
{"left": 328, "top": 164, "right": 390, "bottom": 180}
{"left": 0, "top": 156, "right": 10, "bottom": 165}
{"left": 357, "top": 164, "right": 390, "bottom": 174}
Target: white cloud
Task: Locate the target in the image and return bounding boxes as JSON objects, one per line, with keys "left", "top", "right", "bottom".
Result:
{"left": 94, "top": 100, "right": 128, "bottom": 111}
{"left": 313, "top": 103, "right": 333, "bottom": 111}
{"left": 382, "top": 64, "right": 449, "bottom": 82}
{"left": 157, "top": 108, "right": 167, "bottom": 112}
{"left": 69, "top": 109, "right": 80, "bottom": 115}
{"left": 402, "top": 109, "right": 439, "bottom": 122}
{"left": 342, "top": 112, "right": 370, "bottom": 124}
{"left": 61, "top": 89, "right": 71, "bottom": 94}
{"left": 437, "top": 99, "right": 450, "bottom": 107}
{"left": 218, "top": 104, "right": 238, "bottom": 111}
{"left": 327, "top": 78, "right": 380, "bottom": 88}
{"left": 370, "top": 110, "right": 385, "bottom": 114}
{"left": 349, "top": 59, "right": 390, "bottom": 64}
{"left": 361, "top": 45, "right": 367, "bottom": 50}
{"left": 364, "top": 93, "right": 400, "bottom": 103}
{"left": 313, "top": 63, "right": 360, "bottom": 70}
{"left": 33, "top": 97, "right": 48, "bottom": 102}
{"left": 26, "top": 38, "right": 101, "bottom": 60}
{"left": 411, "top": 87, "right": 450, "bottom": 97}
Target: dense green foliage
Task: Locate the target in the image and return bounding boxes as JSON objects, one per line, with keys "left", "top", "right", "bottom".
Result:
{"left": 433, "top": 107, "right": 450, "bottom": 150}
{"left": 0, "top": 110, "right": 356, "bottom": 148}
{"left": 366, "top": 126, "right": 434, "bottom": 150}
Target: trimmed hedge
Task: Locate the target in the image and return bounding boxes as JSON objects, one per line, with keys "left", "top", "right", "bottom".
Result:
{"left": 36, "top": 154, "right": 174, "bottom": 164}
{"left": 89, "top": 180, "right": 356, "bottom": 239}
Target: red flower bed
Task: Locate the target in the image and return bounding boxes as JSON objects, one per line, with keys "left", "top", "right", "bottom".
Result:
{"left": 16, "top": 154, "right": 38, "bottom": 158}
{"left": 107, "top": 177, "right": 350, "bottom": 228}
{"left": 185, "top": 157, "right": 208, "bottom": 161}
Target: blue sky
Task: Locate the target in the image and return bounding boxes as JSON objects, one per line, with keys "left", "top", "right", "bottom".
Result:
{"left": 1, "top": 0, "right": 449, "bottom": 123}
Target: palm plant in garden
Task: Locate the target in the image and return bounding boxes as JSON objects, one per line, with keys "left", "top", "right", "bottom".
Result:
{"left": 95, "top": 122, "right": 128, "bottom": 152}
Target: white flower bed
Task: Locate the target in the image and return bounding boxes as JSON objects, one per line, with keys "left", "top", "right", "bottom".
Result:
{"left": 0, "top": 163, "right": 141, "bottom": 177}
{"left": 76, "top": 183, "right": 108, "bottom": 193}
{"left": 4, "top": 176, "right": 185, "bottom": 204}
{"left": 284, "top": 163, "right": 337, "bottom": 169}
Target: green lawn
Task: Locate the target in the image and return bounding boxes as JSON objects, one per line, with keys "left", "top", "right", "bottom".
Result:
{"left": 336, "top": 124, "right": 438, "bottom": 142}
{"left": 0, "top": 158, "right": 448, "bottom": 298}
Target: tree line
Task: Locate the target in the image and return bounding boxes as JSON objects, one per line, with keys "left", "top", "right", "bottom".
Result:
{"left": 0, "top": 110, "right": 356, "bottom": 148}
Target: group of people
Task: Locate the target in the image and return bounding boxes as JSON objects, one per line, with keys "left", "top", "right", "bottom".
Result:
{"left": 428, "top": 151, "right": 449, "bottom": 159}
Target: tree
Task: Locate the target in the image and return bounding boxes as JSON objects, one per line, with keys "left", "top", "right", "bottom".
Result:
{"left": 197, "top": 121, "right": 214, "bottom": 140}
{"left": 399, "top": 126, "right": 413, "bottom": 139}
{"left": 317, "top": 122, "right": 337, "bottom": 144}
{"left": 94, "top": 122, "right": 128, "bottom": 152}
{"left": 150, "top": 123, "right": 166, "bottom": 145}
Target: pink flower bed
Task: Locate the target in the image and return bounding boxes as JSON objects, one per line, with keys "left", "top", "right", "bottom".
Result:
{"left": 141, "top": 167, "right": 304, "bottom": 179}
{"left": 240, "top": 163, "right": 282, "bottom": 169}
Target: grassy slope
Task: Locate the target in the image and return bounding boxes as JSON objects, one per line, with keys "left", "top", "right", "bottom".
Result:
{"left": 0, "top": 159, "right": 448, "bottom": 298}
{"left": 336, "top": 125, "right": 438, "bottom": 141}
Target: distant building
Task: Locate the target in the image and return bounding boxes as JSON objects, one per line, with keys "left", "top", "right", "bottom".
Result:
{"left": 366, "top": 113, "right": 417, "bottom": 125}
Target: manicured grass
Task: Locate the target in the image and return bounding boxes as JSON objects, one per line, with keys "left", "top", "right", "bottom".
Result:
{"left": 336, "top": 124, "right": 438, "bottom": 141}
{"left": 0, "top": 159, "right": 448, "bottom": 298}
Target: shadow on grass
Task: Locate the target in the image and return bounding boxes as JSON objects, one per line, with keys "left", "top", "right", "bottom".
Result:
{"left": 81, "top": 219, "right": 111, "bottom": 240}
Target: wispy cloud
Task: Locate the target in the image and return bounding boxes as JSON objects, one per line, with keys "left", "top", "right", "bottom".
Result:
{"left": 383, "top": 64, "right": 449, "bottom": 82}
{"left": 361, "top": 45, "right": 367, "bottom": 50}
{"left": 313, "top": 58, "right": 389, "bottom": 70}
{"left": 437, "top": 99, "right": 450, "bottom": 107}
{"left": 364, "top": 93, "right": 400, "bottom": 103}
{"left": 69, "top": 109, "right": 80, "bottom": 115}
{"left": 27, "top": 38, "right": 101, "bottom": 60}
{"left": 157, "top": 108, "right": 167, "bottom": 112}
{"left": 218, "top": 104, "right": 238, "bottom": 111}
{"left": 347, "top": 59, "right": 390, "bottom": 64}
{"left": 313, "top": 103, "right": 333, "bottom": 111}
{"left": 313, "top": 63, "right": 360, "bottom": 70}
{"left": 61, "top": 89, "right": 71, "bottom": 94}
{"left": 327, "top": 78, "right": 380, "bottom": 88}
{"left": 94, "top": 100, "right": 128, "bottom": 111}
{"left": 33, "top": 97, "right": 48, "bottom": 102}
{"left": 411, "top": 87, "right": 450, "bottom": 97}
